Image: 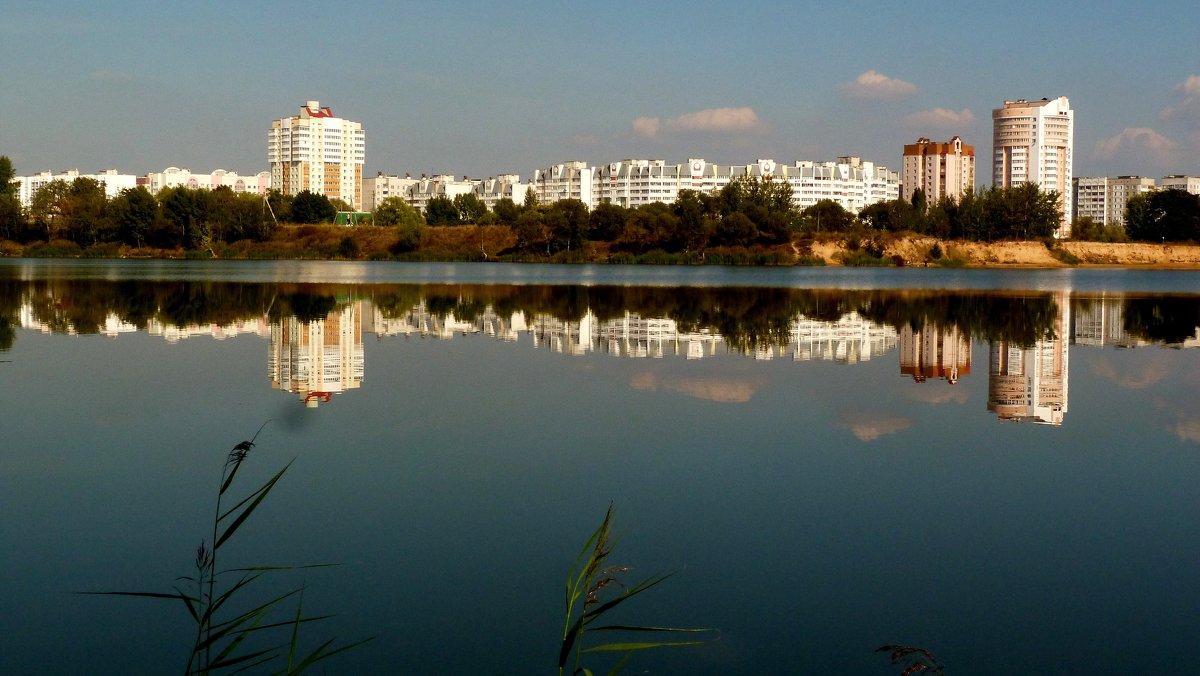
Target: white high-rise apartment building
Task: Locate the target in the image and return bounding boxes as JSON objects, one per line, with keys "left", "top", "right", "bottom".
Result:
{"left": 992, "top": 96, "right": 1074, "bottom": 235}
{"left": 268, "top": 100, "right": 365, "bottom": 210}
{"left": 901, "top": 137, "right": 975, "bottom": 203}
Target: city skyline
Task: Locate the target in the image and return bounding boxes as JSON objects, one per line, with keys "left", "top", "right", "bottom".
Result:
{"left": 3, "top": 2, "right": 1198, "bottom": 183}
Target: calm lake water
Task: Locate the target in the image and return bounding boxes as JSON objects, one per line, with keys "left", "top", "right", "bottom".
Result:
{"left": 2, "top": 259, "right": 1199, "bottom": 675}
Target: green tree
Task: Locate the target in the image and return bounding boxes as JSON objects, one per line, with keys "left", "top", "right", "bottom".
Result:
{"left": 545, "top": 199, "right": 590, "bottom": 251}
{"left": 160, "top": 187, "right": 213, "bottom": 249}
{"left": 522, "top": 186, "right": 539, "bottom": 209}
{"left": 0, "top": 156, "right": 15, "bottom": 194}
{"left": 30, "top": 179, "right": 72, "bottom": 240}
{"left": 0, "top": 156, "right": 21, "bottom": 241}
{"left": 266, "top": 189, "right": 292, "bottom": 224}
{"left": 672, "top": 190, "right": 715, "bottom": 251}
{"left": 800, "top": 199, "right": 853, "bottom": 233}
{"left": 62, "top": 177, "right": 112, "bottom": 245}
{"left": 493, "top": 197, "right": 520, "bottom": 224}
{"left": 374, "top": 197, "right": 425, "bottom": 228}
{"left": 452, "top": 193, "right": 488, "bottom": 224}
{"left": 860, "top": 199, "right": 922, "bottom": 233}
{"left": 1126, "top": 189, "right": 1200, "bottom": 242}
{"left": 911, "top": 188, "right": 927, "bottom": 214}
{"left": 424, "top": 195, "right": 460, "bottom": 225}
{"left": 110, "top": 186, "right": 159, "bottom": 247}
{"left": 513, "top": 209, "right": 547, "bottom": 253}
{"left": 713, "top": 211, "right": 757, "bottom": 247}
{"left": 590, "top": 202, "right": 629, "bottom": 242}
{"left": 290, "top": 190, "right": 336, "bottom": 224}
{"left": 986, "top": 183, "right": 1061, "bottom": 240}
{"left": 618, "top": 202, "right": 677, "bottom": 253}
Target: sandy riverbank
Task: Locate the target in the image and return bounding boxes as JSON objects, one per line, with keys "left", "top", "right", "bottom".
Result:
{"left": 811, "top": 238, "right": 1200, "bottom": 269}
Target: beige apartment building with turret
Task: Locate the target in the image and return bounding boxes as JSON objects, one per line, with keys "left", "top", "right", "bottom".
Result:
{"left": 901, "top": 136, "right": 975, "bottom": 203}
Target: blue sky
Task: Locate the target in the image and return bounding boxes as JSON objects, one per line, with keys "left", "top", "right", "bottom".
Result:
{"left": 2, "top": 1, "right": 1198, "bottom": 183}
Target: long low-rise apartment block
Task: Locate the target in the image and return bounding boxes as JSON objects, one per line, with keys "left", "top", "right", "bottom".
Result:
{"left": 384, "top": 155, "right": 899, "bottom": 215}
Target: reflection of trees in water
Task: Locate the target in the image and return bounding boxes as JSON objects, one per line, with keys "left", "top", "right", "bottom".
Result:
{"left": 1123, "top": 296, "right": 1200, "bottom": 344}
{"left": 4, "top": 277, "right": 1194, "bottom": 352}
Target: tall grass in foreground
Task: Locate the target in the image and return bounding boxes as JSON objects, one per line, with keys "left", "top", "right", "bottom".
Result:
{"left": 559, "top": 505, "right": 711, "bottom": 675}
{"left": 85, "top": 424, "right": 369, "bottom": 674}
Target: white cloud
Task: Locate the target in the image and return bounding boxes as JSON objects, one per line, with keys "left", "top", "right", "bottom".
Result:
{"left": 666, "top": 107, "right": 762, "bottom": 133}
{"left": 632, "top": 116, "right": 661, "bottom": 139}
{"left": 837, "top": 414, "right": 912, "bottom": 442}
{"left": 630, "top": 372, "right": 756, "bottom": 403}
{"left": 902, "top": 107, "right": 975, "bottom": 128}
{"left": 1160, "top": 74, "right": 1200, "bottom": 120}
{"left": 1094, "top": 127, "right": 1178, "bottom": 164}
{"left": 1176, "top": 419, "right": 1200, "bottom": 443}
{"left": 1177, "top": 74, "right": 1200, "bottom": 98}
{"left": 631, "top": 107, "right": 763, "bottom": 139}
{"left": 839, "top": 70, "right": 917, "bottom": 99}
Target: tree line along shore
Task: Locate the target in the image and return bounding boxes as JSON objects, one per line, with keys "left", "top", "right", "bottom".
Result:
{"left": 3, "top": 155, "right": 1199, "bottom": 267}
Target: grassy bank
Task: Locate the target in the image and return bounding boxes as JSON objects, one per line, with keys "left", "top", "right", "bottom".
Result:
{"left": 4, "top": 226, "right": 1200, "bottom": 268}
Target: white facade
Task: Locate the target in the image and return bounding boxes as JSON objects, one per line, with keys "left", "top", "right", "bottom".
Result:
{"left": 403, "top": 175, "right": 479, "bottom": 212}
{"left": 16, "top": 169, "right": 138, "bottom": 208}
{"left": 144, "top": 167, "right": 271, "bottom": 195}
{"left": 362, "top": 174, "right": 419, "bottom": 212}
{"left": 475, "top": 174, "right": 533, "bottom": 210}
{"left": 524, "top": 156, "right": 899, "bottom": 213}
{"left": 992, "top": 96, "right": 1074, "bottom": 235}
{"left": 379, "top": 155, "right": 899, "bottom": 215}
{"left": 532, "top": 160, "right": 594, "bottom": 205}
{"left": 1159, "top": 175, "right": 1200, "bottom": 195}
{"left": 268, "top": 100, "right": 365, "bottom": 210}
{"left": 1073, "top": 176, "right": 1155, "bottom": 227}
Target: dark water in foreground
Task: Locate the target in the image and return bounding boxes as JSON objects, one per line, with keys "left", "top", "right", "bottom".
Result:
{"left": 2, "top": 260, "right": 1199, "bottom": 674}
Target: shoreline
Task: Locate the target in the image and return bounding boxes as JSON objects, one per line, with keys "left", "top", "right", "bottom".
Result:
{"left": 4, "top": 235, "right": 1200, "bottom": 270}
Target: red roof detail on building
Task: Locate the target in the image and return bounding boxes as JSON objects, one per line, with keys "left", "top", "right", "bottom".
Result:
{"left": 306, "top": 106, "right": 334, "bottom": 118}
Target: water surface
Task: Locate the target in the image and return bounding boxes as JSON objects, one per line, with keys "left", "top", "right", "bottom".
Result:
{"left": 1, "top": 259, "right": 1199, "bottom": 674}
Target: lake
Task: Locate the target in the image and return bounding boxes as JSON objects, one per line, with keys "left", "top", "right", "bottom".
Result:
{"left": 2, "top": 259, "right": 1199, "bottom": 674}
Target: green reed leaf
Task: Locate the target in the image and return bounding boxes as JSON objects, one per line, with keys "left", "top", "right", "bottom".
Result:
{"left": 582, "top": 641, "right": 705, "bottom": 653}
{"left": 216, "top": 462, "right": 292, "bottom": 549}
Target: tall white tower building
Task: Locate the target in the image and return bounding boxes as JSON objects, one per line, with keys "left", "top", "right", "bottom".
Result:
{"left": 992, "top": 96, "right": 1074, "bottom": 235}
{"left": 268, "top": 100, "right": 365, "bottom": 210}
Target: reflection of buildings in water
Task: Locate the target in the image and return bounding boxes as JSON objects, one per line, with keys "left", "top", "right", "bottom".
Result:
{"left": 531, "top": 311, "right": 723, "bottom": 359}
{"left": 18, "top": 307, "right": 142, "bottom": 337}
{"left": 269, "top": 301, "right": 364, "bottom": 408}
{"left": 1070, "top": 295, "right": 1147, "bottom": 348}
{"left": 147, "top": 318, "right": 271, "bottom": 343}
{"left": 987, "top": 292, "right": 1069, "bottom": 425}
{"left": 790, "top": 313, "right": 897, "bottom": 363}
{"left": 532, "top": 311, "right": 595, "bottom": 356}
{"left": 899, "top": 324, "right": 972, "bottom": 383}
{"left": 371, "top": 303, "right": 527, "bottom": 341}
{"left": 18, "top": 303, "right": 272, "bottom": 341}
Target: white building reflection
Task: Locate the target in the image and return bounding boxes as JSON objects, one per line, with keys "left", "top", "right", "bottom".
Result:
{"left": 268, "top": 301, "right": 364, "bottom": 408}
{"left": 1070, "top": 295, "right": 1148, "bottom": 348}
{"left": 790, "top": 312, "right": 897, "bottom": 363}
{"left": 899, "top": 324, "right": 972, "bottom": 383}
{"left": 987, "top": 291, "right": 1070, "bottom": 425}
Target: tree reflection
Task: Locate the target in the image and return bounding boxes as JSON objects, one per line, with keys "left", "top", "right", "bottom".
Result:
{"left": 2, "top": 277, "right": 1196, "bottom": 354}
